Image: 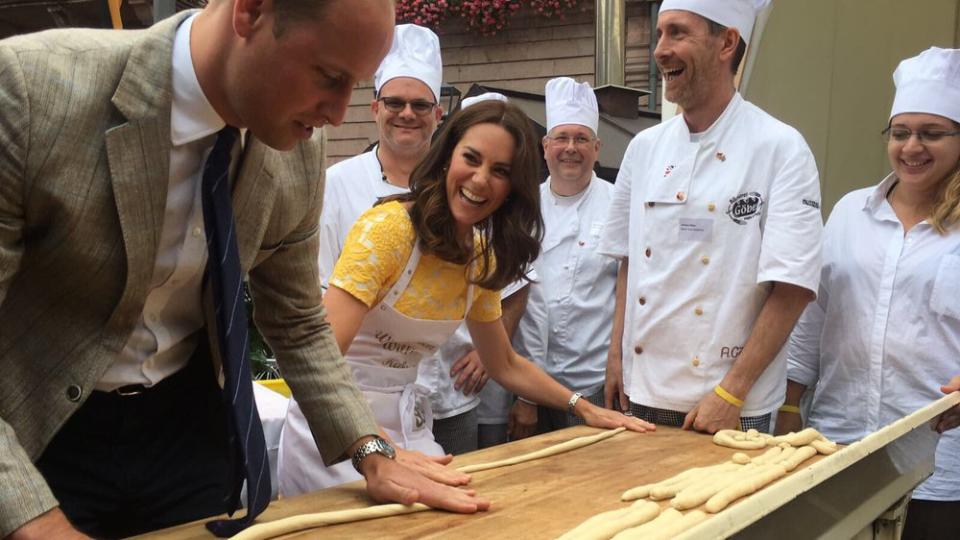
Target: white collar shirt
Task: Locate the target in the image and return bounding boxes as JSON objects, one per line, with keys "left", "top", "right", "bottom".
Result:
{"left": 598, "top": 93, "right": 822, "bottom": 415}
{"left": 516, "top": 174, "right": 617, "bottom": 394}
{"left": 788, "top": 173, "right": 960, "bottom": 500}
{"left": 98, "top": 13, "right": 225, "bottom": 390}
{"left": 318, "top": 147, "right": 407, "bottom": 288}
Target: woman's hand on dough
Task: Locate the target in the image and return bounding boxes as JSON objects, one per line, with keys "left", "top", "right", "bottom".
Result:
{"left": 360, "top": 454, "right": 491, "bottom": 513}
{"left": 579, "top": 402, "right": 655, "bottom": 433}
{"left": 394, "top": 448, "right": 470, "bottom": 487}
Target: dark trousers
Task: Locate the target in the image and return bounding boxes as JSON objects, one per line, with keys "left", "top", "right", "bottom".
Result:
{"left": 902, "top": 499, "right": 960, "bottom": 540}
{"left": 36, "top": 341, "right": 231, "bottom": 539}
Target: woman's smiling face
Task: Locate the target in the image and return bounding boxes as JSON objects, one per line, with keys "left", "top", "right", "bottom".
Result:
{"left": 445, "top": 122, "right": 516, "bottom": 237}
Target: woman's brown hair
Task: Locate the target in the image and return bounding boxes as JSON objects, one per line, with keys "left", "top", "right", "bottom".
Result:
{"left": 382, "top": 100, "right": 543, "bottom": 290}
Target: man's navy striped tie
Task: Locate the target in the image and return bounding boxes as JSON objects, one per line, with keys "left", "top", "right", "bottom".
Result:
{"left": 201, "top": 127, "right": 271, "bottom": 537}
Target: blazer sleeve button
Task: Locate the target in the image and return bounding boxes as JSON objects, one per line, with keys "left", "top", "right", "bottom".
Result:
{"left": 66, "top": 385, "right": 83, "bottom": 402}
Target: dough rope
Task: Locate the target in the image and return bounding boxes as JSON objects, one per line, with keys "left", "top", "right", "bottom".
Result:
{"left": 458, "top": 427, "right": 627, "bottom": 473}
{"left": 230, "top": 503, "right": 430, "bottom": 540}
{"left": 557, "top": 500, "right": 661, "bottom": 540}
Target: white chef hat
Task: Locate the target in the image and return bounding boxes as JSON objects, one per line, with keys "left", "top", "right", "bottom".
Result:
{"left": 659, "top": 0, "right": 770, "bottom": 44}
{"left": 890, "top": 47, "right": 960, "bottom": 124}
{"left": 460, "top": 92, "right": 509, "bottom": 109}
{"left": 374, "top": 24, "right": 443, "bottom": 102}
{"left": 545, "top": 77, "right": 599, "bottom": 134}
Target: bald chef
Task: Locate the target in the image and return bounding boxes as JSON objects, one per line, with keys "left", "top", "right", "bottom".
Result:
{"left": 599, "top": 0, "right": 822, "bottom": 434}
{"left": 509, "top": 78, "right": 617, "bottom": 438}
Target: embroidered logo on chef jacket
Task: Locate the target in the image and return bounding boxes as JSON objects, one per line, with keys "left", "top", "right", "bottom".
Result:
{"left": 802, "top": 199, "right": 820, "bottom": 209}
{"left": 726, "top": 192, "right": 764, "bottom": 225}
{"left": 664, "top": 164, "right": 676, "bottom": 178}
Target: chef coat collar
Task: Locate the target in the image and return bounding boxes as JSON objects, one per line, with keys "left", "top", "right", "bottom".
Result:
{"left": 864, "top": 172, "right": 932, "bottom": 227}
{"left": 679, "top": 92, "right": 743, "bottom": 142}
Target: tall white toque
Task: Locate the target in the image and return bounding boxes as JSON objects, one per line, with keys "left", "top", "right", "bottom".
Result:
{"left": 659, "top": 0, "right": 771, "bottom": 44}
{"left": 890, "top": 47, "right": 960, "bottom": 124}
{"left": 544, "top": 77, "right": 599, "bottom": 134}
{"left": 374, "top": 24, "right": 443, "bottom": 102}
{"left": 460, "top": 92, "right": 509, "bottom": 109}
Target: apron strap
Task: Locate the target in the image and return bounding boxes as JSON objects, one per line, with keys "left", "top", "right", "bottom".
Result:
{"left": 380, "top": 240, "right": 423, "bottom": 308}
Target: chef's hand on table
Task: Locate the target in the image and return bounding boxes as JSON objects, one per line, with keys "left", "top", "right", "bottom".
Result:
{"left": 9, "top": 508, "right": 90, "bottom": 540}
{"left": 354, "top": 441, "right": 490, "bottom": 513}
{"left": 394, "top": 447, "right": 470, "bottom": 487}
{"left": 774, "top": 407, "right": 803, "bottom": 436}
{"left": 682, "top": 391, "right": 740, "bottom": 434}
{"left": 451, "top": 349, "right": 487, "bottom": 396}
{"left": 577, "top": 400, "right": 655, "bottom": 433}
{"left": 507, "top": 399, "right": 538, "bottom": 440}
{"left": 934, "top": 375, "right": 960, "bottom": 434}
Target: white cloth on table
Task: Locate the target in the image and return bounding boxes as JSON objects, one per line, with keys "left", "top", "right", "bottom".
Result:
{"left": 787, "top": 173, "right": 960, "bottom": 501}
{"left": 598, "top": 92, "right": 822, "bottom": 416}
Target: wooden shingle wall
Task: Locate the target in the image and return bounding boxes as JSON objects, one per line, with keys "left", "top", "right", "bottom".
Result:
{"left": 325, "top": 0, "right": 659, "bottom": 164}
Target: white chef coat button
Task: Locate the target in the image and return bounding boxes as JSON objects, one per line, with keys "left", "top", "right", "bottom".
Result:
{"left": 701, "top": 255, "right": 710, "bottom": 265}
{"left": 708, "top": 203, "right": 716, "bottom": 212}
{"left": 645, "top": 247, "right": 652, "bottom": 258}
{"left": 578, "top": 241, "right": 585, "bottom": 247}
{"left": 647, "top": 202, "right": 656, "bottom": 208}
{"left": 692, "top": 357, "right": 701, "bottom": 367}
{"left": 638, "top": 296, "right": 646, "bottom": 306}
{"left": 634, "top": 345, "right": 643, "bottom": 355}
{"left": 676, "top": 191, "right": 686, "bottom": 201}
{"left": 694, "top": 307, "right": 703, "bottom": 316}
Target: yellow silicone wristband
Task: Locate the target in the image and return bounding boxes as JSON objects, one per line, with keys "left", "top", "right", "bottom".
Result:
{"left": 779, "top": 404, "right": 801, "bottom": 414}
{"left": 714, "top": 385, "right": 744, "bottom": 408}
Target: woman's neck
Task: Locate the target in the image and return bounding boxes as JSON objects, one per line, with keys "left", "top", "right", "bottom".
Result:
{"left": 887, "top": 180, "right": 938, "bottom": 234}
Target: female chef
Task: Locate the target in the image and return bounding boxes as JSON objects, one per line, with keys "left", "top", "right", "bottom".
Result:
{"left": 781, "top": 47, "right": 960, "bottom": 539}
{"left": 278, "top": 100, "right": 654, "bottom": 496}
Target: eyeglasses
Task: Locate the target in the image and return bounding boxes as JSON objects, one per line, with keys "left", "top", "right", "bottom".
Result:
{"left": 377, "top": 97, "right": 437, "bottom": 115}
{"left": 546, "top": 135, "right": 597, "bottom": 146}
{"left": 882, "top": 126, "right": 960, "bottom": 143}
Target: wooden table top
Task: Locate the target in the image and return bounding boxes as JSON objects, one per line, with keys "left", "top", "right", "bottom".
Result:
{"left": 139, "top": 426, "right": 815, "bottom": 540}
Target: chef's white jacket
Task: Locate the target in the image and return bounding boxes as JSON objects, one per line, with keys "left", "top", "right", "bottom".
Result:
{"left": 318, "top": 147, "right": 406, "bottom": 287}
{"left": 599, "top": 93, "right": 822, "bottom": 416}
{"left": 788, "top": 174, "right": 960, "bottom": 500}
{"left": 515, "top": 175, "right": 617, "bottom": 395}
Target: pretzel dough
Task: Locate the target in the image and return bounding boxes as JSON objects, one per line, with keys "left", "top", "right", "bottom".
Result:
{"left": 230, "top": 503, "right": 430, "bottom": 540}
{"left": 621, "top": 463, "right": 738, "bottom": 501}
{"left": 458, "top": 427, "right": 626, "bottom": 473}
{"left": 780, "top": 445, "right": 818, "bottom": 472}
{"left": 704, "top": 464, "right": 788, "bottom": 513}
{"left": 557, "top": 500, "right": 661, "bottom": 540}
{"left": 712, "top": 429, "right": 770, "bottom": 449}
{"left": 810, "top": 438, "right": 838, "bottom": 455}
{"left": 769, "top": 427, "right": 822, "bottom": 447}
{"left": 611, "top": 508, "right": 684, "bottom": 539}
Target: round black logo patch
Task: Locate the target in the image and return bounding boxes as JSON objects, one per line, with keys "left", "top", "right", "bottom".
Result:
{"left": 726, "top": 192, "right": 764, "bottom": 224}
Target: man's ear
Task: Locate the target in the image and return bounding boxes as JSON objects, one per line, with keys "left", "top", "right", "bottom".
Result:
{"left": 718, "top": 27, "right": 740, "bottom": 66}
{"left": 233, "top": 0, "right": 267, "bottom": 38}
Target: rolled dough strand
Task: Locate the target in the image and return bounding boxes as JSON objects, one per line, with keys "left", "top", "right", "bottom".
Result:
{"left": 457, "top": 427, "right": 626, "bottom": 474}
{"left": 704, "top": 464, "right": 788, "bottom": 513}
{"left": 713, "top": 430, "right": 767, "bottom": 450}
{"left": 621, "top": 465, "right": 715, "bottom": 501}
{"left": 230, "top": 503, "right": 430, "bottom": 540}
{"left": 751, "top": 446, "right": 783, "bottom": 465}
{"left": 780, "top": 445, "right": 818, "bottom": 472}
{"left": 558, "top": 500, "right": 661, "bottom": 540}
{"left": 644, "top": 510, "right": 710, "bottom": 540}
{"left": 671, "top": 465, "right": 754, "bottom": 510}
{"left": 773, "top": 445, "right": 797, "bottom": 464}
{"left": 731, "top": 452, "right": 751, "bottom": 465}
{"left": 810, "top": 438, "right": 838, "bottom": 455}
{"left": 610, "top": 508, "right": 684, "bottom": 540}
{"left": 769, "top": 427, "right": 822, "bottom": 447}
{"left": 648, "top": 463, "right": 741, "bottom": 500}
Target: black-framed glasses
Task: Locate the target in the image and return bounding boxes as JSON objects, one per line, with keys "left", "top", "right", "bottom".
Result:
{"left": 882, "top": 126, "right": 960, "bottom": 143}
{"left": 378, "top": 97, "right": 437, "bottom": 115}
{"left": 546, "top": 134, "right": 597, "bottom": 146}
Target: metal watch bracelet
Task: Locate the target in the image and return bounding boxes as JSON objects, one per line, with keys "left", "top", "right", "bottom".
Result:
{"left": 567, "top": 391, "right": 584, "bottom": 415}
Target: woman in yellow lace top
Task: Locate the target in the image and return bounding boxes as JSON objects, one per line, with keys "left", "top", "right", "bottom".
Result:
{"left": 279, "top": 101, "right": 655, "bottom": 503}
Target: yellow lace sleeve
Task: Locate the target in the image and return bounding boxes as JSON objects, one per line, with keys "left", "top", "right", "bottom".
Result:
{"left": 468, "top": 286, "right": 502, "bottom": 322}
{"left": 329, "top": 202, "right": 413, "bottom": 307}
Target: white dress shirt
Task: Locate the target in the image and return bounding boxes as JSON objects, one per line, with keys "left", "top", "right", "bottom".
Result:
{"left": 788, "top": 173, "right": 960, "bottom": 500}
{"left": 98, "top": 14, "right": 224, "bottom": 390}
{"left": 516, "top": 175, "right": 617, "bottom": 395}
{"left": 599, "top": 93, "right": 822, "bottom": 415}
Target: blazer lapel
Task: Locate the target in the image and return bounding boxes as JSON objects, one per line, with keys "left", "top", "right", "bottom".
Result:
{"left": 104, "top": 12, "right": 191, "bottom": 297}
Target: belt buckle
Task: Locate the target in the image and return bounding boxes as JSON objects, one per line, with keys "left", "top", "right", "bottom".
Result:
{"left": 114, "top": 384, "right": 145, "bottom": 397}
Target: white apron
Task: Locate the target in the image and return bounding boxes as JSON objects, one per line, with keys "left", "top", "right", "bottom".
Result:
{"left": 278, "top": 243, "right": 475, "bottom": 496}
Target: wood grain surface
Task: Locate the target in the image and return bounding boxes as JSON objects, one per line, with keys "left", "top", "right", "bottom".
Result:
{"left": 138, "top": 426, "right": 819, "bottom": 540}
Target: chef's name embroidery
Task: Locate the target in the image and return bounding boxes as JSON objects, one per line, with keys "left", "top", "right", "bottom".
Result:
{"left": 802, "top": 199, "right": 820, "bottom": 209}
{"left": 664, "top": 164, "right": 675, "bottom": 178}
{"left": 374, "top": 331, "right": 416, "bottom": 356}
{"left": 720, "top": 346, "right": 744, "bottom": 359}
{"left": 726, "top": 192, "right": 764, "bottom": 225}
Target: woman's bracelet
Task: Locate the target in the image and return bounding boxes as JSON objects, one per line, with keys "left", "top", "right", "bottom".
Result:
{"left": 779, "top": 404, "right": 801, "bottom": 414}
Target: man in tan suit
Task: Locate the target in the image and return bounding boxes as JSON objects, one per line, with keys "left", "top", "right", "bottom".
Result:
{"left": 0, "top": 1, "right": 489, "bottom": 538}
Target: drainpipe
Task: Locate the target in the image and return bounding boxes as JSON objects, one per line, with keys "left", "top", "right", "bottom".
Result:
{"left": 595, "top": 0, "right": 626, "bottom": 86}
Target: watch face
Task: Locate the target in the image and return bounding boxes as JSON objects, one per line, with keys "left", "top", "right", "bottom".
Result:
{"left": 377, "top": 438, "right": 397, "bottom": 459}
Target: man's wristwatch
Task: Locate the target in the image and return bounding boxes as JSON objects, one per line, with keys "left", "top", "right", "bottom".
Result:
{"left": 351, "top": 436, "right": 397, "bottom": 473}
{"left": 568, "top": 392, "right": 584, "bottom": 415}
